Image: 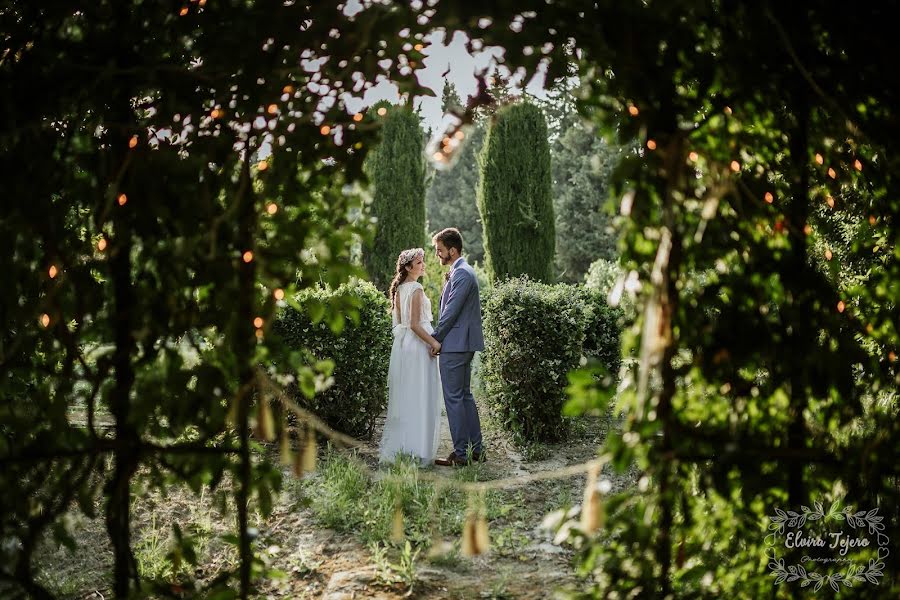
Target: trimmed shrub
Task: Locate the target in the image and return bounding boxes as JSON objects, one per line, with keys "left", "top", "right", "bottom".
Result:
{"left": 477, "top": 102, "right": 555, "bottom": 283}
{"left": 577, "top": 286, "right": 623, "bottom": 377}
{"left": 481, "top": 278, "right": 623, "bottom": 446}
{"left": 272, "top": 279, "right": 391, "bottom": 438}
{"left": 481, "top": 278, "right": 586, "bottom": 445}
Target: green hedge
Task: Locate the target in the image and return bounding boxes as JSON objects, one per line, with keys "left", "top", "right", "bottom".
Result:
{"left": 272, "top": 279, "right": 391, "bottom": 438}
{"left": 481, "top": 278, "right": 621, "bottom": 446}
{"left": 578, "top": 286, "right": 623, "bottom": 377}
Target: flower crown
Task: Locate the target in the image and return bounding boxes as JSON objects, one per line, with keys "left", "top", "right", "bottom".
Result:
{"left": 398, "top": 247, "right": 424, "bottom": 266}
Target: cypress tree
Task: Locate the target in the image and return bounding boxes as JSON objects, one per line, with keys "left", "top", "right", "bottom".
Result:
{"left": 363, "top": 102, "right": 427, "bottom": 290}
{"left": 477, "top": 102, "right": 555, "bottom": 282}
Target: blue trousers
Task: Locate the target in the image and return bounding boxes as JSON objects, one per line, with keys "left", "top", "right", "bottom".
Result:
{"left": 439, "top": 351, "right": 483, "bottom": 458}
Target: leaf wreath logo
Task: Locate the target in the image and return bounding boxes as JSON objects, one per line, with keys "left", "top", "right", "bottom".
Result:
{"left": 765, "top": 499, "right": 889, "bottom": 593}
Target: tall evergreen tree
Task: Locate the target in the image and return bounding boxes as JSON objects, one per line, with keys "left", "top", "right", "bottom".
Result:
{"left": 426, "top": 82, "right": 486, "bottom": 263}
{"left": 552, "top": 121, "right": 619, "bottom": 282}
{"left": 477, "top": 102, "right": 555, "bottom": 282}
{"left": 363, "top": 103, "right": 427, "bottom": 290}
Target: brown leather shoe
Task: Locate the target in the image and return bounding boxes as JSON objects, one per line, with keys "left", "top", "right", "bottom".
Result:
{"left": 471, "top": 450, "right": 487, "bottom": 463}
{"left": 434, "top": 452, "right": 467, "bottom": 467}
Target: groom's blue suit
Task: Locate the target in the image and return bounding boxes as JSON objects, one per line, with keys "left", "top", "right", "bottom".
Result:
{"left": 432, "top": 257, "right": 484, "bottom": 459}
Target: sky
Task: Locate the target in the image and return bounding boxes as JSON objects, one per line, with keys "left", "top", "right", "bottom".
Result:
{"left": 341, "top": 1, "right": 551, "bottom": 133}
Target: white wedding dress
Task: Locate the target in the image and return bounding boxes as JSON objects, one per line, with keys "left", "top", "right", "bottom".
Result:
{"left": 379, "top": 282, "right": 442, "bottom": 465}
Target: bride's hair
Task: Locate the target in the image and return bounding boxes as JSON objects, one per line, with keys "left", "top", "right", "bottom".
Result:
{"left": 389, "top": 248, "right": 424, "bottom": 312}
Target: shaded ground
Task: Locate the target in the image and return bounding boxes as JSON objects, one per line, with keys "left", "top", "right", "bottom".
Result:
{"left": 31, "top": 390, "right": 637, "bottom": 599}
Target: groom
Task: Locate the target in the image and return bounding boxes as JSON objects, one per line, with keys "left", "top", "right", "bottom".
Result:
{"left": 430, "top": 227, "right": 485, "bottom": 466}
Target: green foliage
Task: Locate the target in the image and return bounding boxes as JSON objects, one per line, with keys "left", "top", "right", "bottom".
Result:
{"left": 552, "top": 121, "right": 619, "bottom": 282}
{"left": 363, "top": 103, "right": 428, "bottom": 290}
{"left": 426, "top": 82, "right": 486, "bottom": 264}
{"left": 439, "top": 1, "right": 900, "bottom": 597}
{"left": 272, "top": 280, "right": 392, "bottom": 439}
{"left": 585, "top": 257, "right": 637, "bottom": 320}
{"left": 584, "top": 258, "right": 621, "bottom": 298}
{"left": 0, "top": 2, "right": 432, "bottom": 596}
{"left": 481, "top": 278, "right": 618, "bottom": 446}
{"left": 478, "top": 102, "right": 555, "bottom": 282}
{"left": 577, "top": 287, "right": 623, "bottom": 378}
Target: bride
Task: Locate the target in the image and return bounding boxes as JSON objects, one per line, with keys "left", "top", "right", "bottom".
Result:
{"left": 378, "top": 247, "right": 443, "bottom": 465}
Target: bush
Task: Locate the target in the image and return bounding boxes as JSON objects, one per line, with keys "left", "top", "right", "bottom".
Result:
{"left": 272, "top": 279, "right": 392, "bottom": 438}
{"left": 585, "top": 257, "right": 635, "bottom": 323}
{"left": 481, "top": 278, "right": 623, "bottom": 446}
{"left": 577, "top": 286, "right": 623, "bottom": 377}
{"left": 481, "top": 278, "right": 583, "bottom": 445}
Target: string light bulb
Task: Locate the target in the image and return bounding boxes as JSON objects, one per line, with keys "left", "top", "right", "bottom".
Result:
{"left": 128, "top": 135, "right": 138, "bottom": 149}
{"left": 267, "top": 104, "right": 278, "bottom": 115}
{"left": 257, "top": 161, "right": 268, "bottom": 171}
{"left": 266, "top": 202, "right": 278, "bottom": 215}
{"left": 352, "top": 113, "right": 363, "bottom": 122}
{"left": 730, "top": 160, "right": 740, "bottom": 172}
{"left": 688, "top": 151, "right": 699, "bottom": 162}
{"left": 628, "top": 105, "right": 639, "bottom": 116}
{"left": 646, "top": 139, "right": 657, "bottom": 150}
{"left": 48, "top": 265, "right": 58, "bottom": 278}
{"left": 826, "top": 196, "right": 835, "bottom": 208}
{"left": 825, "top": 249, "right": 833, "bottom": 260}
{"left": 242, "top": 251, "right": 254, "bottom": 263}
{"left": 377, "top": 107, "right": 387, "bottom": 116}
{"left": 117, "top": 193, "right": 127, "bottom": 206}
{"left": 211, "top": 108, "right": 222, "bottom": 119}
{"left": 837, "top": 300, "right": 846, "bottom": 313}
{"left": 97, "top": 238, "right": 107, "bottom": 251}
{"left": 253, "top": 317, "right": 264, "bottom": 328}
{"left": 274, "top": 288, "right": 285, "bottom": 300}
{"left": 282, "top": 85, "right": 294, "bottom": 94}
{"left": 40, "top": 313, "right": 50, "bottom": 327}
{"left": 320, "top": 125, "right": 331, "bottom": 135}
{"left": 854, "top": 159, "right": 862, "bottom": 171}
{"left": 815, "top": 153, "right": 824, "bottom": 165}
{"left": 827, "top": 167, "right": 837, "bottom": 179}
{"left": 764, "top": 192, "right": 774, "bottom": 204}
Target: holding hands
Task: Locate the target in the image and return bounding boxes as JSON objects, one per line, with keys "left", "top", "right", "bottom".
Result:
{"left": 430, "top": 340, "right": 441, "bottom": 357}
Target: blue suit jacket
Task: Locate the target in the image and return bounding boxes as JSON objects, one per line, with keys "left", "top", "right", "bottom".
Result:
{"left": 433, "top": 257, "right": 485, "bottom": 353}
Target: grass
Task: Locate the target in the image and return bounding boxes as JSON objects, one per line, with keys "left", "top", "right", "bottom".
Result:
{"left": 292, "top": 444, "right": 532, "bottom": 593}
{"left": 25, "top": 392, "right": 616, "bottom": 599}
